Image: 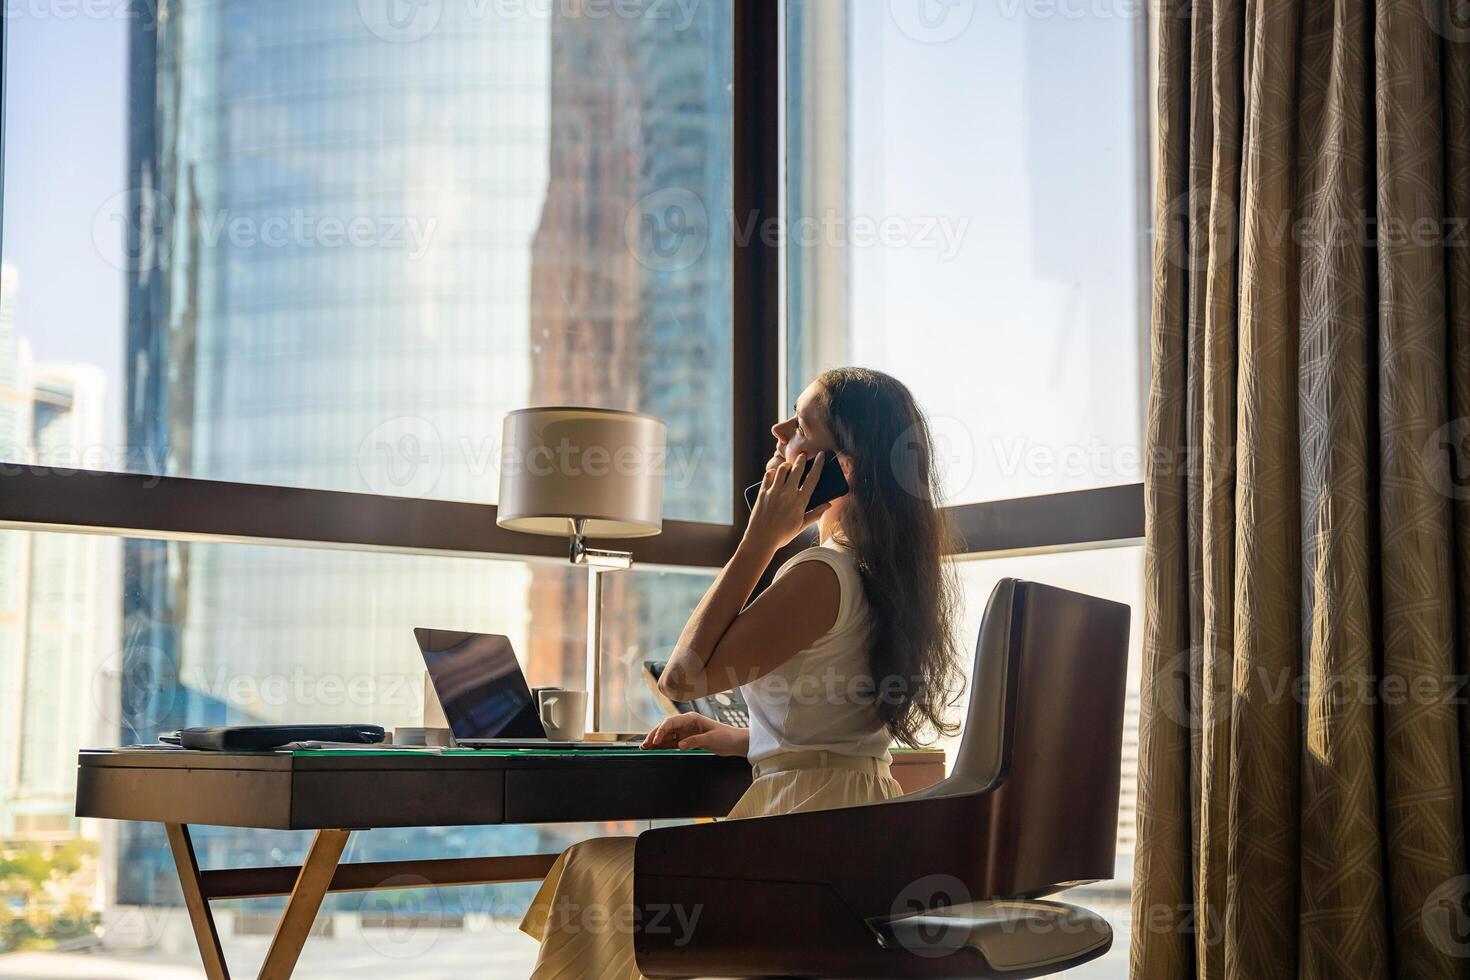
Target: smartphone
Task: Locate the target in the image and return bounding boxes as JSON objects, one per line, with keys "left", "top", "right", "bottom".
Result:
{"left": 743, "top": 455, "right": 849, "bottom": 511}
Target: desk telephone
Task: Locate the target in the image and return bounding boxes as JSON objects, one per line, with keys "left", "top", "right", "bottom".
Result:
{"left": 643, "top": 661, "right": 750, "bottom": 728}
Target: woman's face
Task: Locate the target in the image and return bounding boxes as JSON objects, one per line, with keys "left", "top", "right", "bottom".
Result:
{"left": 770, "top": 381, "right": 840, "bottom": 464}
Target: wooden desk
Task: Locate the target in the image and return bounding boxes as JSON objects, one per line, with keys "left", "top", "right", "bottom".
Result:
{"left": 77, "top": 746, "right": 944, "bottom": 979}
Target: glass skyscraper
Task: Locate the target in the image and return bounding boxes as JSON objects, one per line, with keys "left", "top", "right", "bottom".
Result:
{"left": 526, "top": 0, "right": 731, "bottom": 703}
{"left": 116, "top": 0, "right": 731, "bottom": 912}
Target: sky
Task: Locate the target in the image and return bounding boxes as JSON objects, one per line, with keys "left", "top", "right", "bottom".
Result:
{"left": 844, "top": 1, "right": 1145, "bottom": 504}
{"left": 3, "top": 7, "right": 129, "bottom": 445}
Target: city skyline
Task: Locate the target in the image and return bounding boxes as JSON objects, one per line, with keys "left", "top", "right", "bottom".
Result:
{"left": 0, "top": 260, "right": 115, "bottom": 845}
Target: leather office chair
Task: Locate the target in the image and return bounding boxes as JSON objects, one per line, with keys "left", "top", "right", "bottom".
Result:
{"left": 633, "top": 578, "right": 1131, "bottom": 979}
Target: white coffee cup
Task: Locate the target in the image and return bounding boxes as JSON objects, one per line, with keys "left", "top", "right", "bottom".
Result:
{"left": 537, "top": 688, "right": 587, "bottom": 741}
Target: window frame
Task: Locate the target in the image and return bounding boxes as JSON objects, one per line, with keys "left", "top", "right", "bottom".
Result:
{"left": 0, "top": 1, "right": 1145, "bottom": 569}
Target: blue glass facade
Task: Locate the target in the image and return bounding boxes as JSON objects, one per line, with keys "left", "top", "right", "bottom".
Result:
{"left": 119, "top": 0, "right": 731, "bottom": 910}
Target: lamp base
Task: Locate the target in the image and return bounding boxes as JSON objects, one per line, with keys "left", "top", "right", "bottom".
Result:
{"left": 578, "top": 731, "right": 644, "bottom": 743}
{"left": 571, "top": 519, "right": 635, "bottom": 735}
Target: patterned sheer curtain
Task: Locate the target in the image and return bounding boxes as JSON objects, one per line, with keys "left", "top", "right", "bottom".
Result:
{"left": 1132, "top": 0, "right": 1470, "bottom": 976}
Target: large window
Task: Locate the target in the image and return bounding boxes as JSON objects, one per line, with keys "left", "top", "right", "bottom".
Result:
{"left": 786, "top": 0, "right": 1148, "bottom": 504}
{"left": 2, "top": 1, "right": 741, "bottom": 971}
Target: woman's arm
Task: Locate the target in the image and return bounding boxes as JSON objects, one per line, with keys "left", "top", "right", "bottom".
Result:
{"left": 658, "top": 452, "right": 838, "bottom": 702}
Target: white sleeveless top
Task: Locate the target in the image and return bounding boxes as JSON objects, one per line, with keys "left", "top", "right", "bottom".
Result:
{"left": 741, "top": 539, "right": 892, "bottom": 764}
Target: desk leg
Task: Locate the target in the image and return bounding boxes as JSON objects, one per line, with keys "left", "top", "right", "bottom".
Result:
{"left": 257, "top": 829, "right": 350, "bottom": 980}
{"left": 164, "top": 823, "right": 231, "bottom": 980}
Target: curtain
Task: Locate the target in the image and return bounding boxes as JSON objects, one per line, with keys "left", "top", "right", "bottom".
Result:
{"left": 1132, "top": 0, "right": 1470, "bottom": 977}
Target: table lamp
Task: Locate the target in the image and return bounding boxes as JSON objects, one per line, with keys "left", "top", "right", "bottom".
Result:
{"left": 496, "top": 407, "right": 666, "bottom": 734}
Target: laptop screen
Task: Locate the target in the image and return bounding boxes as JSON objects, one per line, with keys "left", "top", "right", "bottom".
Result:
{"left": 414, "top": 629, "right": 547, "bottom": 740}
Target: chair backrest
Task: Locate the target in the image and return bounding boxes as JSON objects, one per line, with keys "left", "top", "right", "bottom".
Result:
{"left": 906, "top": 577, "right": 1023, "bottom": 799}
{"left": 906, "top": 577, "right": 1131, "bottom": 892}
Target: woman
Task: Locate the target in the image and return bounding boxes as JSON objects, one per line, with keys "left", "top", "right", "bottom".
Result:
{"left": 519, "top": 367, "right": 965, "bottom": 979}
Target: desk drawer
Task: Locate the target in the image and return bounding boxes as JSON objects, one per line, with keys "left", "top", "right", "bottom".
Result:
{"left": 505, "top": 766, "right": 748, "bottom": 824}
{"left": 291, "top": 770, "right": 505, "bottom": 828}
{"left": 77, "top": 765, "right": 292, "bottom": 828}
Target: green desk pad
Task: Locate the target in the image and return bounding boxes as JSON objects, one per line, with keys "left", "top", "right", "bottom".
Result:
{"left": 290, "top": 746, "right": 936, "bottom": 758}
{"left": 290, "top": 748, "right": 697, "bottom": 757}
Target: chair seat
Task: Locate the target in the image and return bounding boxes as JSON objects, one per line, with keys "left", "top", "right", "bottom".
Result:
{"left": 872, "top": 899, "right": 1112, "bottom": 978}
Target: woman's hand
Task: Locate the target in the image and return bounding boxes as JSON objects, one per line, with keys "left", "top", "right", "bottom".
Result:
{"left": 641, "top": 712, "right": 749, "bottom": 757}
{"left": 765, "top": 442, "right": 785, "bottom": 475}
{"left": 743, "top": 451, "right": 829, "bottom": 554}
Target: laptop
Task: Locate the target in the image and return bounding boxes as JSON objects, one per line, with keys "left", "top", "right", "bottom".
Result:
{"left": 414, "top": 628, "right": 640, "bottom": 749}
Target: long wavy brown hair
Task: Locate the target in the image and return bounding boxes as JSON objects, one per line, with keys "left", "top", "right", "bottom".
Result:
{"left": 817, "top": 367, "right": 965, "bottom": 747}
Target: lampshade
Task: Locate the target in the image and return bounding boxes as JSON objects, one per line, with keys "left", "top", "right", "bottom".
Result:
{"left": 496, "top": 407, "right": 666, "bottom": 538}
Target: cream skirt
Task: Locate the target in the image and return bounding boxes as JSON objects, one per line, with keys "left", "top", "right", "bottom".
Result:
{"left": 519, "top": 750, "right": 904, "bottom": 980}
